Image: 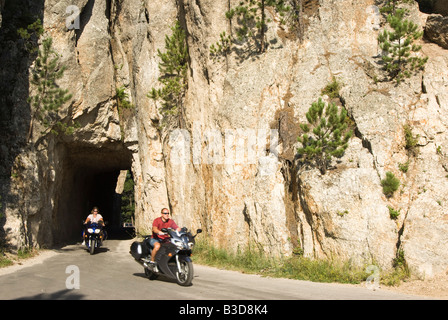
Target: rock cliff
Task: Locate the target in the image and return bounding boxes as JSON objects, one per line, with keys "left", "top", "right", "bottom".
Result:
{"left": 1, "top": 0, "right": 448, "bottom": 278}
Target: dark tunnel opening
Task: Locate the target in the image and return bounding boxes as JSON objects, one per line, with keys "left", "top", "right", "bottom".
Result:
{"left": 53, "top": 144, "right": 134, "bottom": 245}
{"left": 84, "top": 170, "right": 121, "bottom": 228}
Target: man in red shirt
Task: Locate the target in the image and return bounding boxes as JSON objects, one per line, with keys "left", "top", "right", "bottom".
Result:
{"left": 149, "top": 208, "right": 181, "bottom": 264}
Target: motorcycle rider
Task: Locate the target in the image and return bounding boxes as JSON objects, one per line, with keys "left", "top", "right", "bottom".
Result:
{"left": 149, "top": 208, "right": 181, "bottom": 267}
{"left": 82, "top": 207, "right": 105, "bottom": 245}
{"left": 84, "top": 206, "right": 104, "bottom": 225}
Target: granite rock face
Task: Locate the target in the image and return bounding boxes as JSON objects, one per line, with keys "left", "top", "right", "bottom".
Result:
{"left": 1, "top": 0, "right": 448, "bottom": 278}
{"left": 425, "top": 14, "right": 448, "bottom": 49}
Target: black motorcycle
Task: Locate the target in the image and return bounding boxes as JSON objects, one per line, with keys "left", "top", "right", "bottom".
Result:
{"left": 130, "top": 227, "right": 202, "bottom": 286}
{"left": 84, "top": 222, "right": 104, "bottom": 255}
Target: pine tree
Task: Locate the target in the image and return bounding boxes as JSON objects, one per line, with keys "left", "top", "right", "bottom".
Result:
{"left": 380, "top": 0, "right": 414, "bottom": 15}
{"left": 120, "top": 171, "right": 135, "bottom": 224}
{"left": 210, "top": 31, "right": 232, "bottom": 61}
{"left": 115, "top": 86, "right": 134, "bottom": 140}
{"left": 27, "top": 36, "right": 75, "bottom": 141}
{"left": 17, "top": 18, "right": 44, "bottom": 53}
{"left": 378, "top": 9, "right": 428, "bottom": 84}
{"left": 115, "top": 86, "right": 133, "bottom": 110}
{"left": 224, "top": 0, "right": 291, "bottom": 53}
{"left": 297, "top": 98, "right": 353, "bottom": 175}
{"left": 148, "top": 21, "right": 189, "bottom": 127}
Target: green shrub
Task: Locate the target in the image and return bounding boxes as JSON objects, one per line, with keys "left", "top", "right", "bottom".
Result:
{"left": 194, "top": 238, "right": 412, "bottom": 286}
{"left": 193, "top": 239, "right": 367, "bottom": 284}
{"left": 403, "top": 124, "right": 419, "bottom": 155}
{"left": 321, "top": 77, "right": 342, "bottom": 99}
{"left": 382, "top": 249, "right": 410, "bottom": 286}
{"left": 0, "top": 255, "right": 13, "bottom": 268}
{"left": 381, "top": 171, "right": 400, "bottom": 197}
{"left": 388, "top": 206, "right": 400, "bottom": 220}
{"left": 398, "top": 160, "right": 409, "bottom": 173}
{"left": 17, "top": 247, "right": 37, "bottom": 260}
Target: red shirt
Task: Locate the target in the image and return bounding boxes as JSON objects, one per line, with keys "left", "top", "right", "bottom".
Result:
{"left": 152, "top": 217, "right": 179, "bottom": 241}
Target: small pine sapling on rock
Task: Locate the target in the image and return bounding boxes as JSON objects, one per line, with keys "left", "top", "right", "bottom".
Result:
{"left": 27, "top": 36, "right": 75, "bottom": 141}
{"left": 378, "top": 9, "right": 428, "bottom": 84}
{"left": 221, "top": 0, "right": 291, "bottom": 54}
{"left": 297, "top": 98, "right": 353, "bottom": 175}
{"left": 148, "top": 21, "right": 189, "bottom": 128}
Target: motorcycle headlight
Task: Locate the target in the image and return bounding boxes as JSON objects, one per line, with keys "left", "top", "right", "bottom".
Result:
{"left": 87, "top": 228, "right": 93, "bottom": 233}
{"left": 173, "top": 240, "right": 185, "bottom": 250}
{"left": 95, "top": 229, "right": 101, "bottom": 234}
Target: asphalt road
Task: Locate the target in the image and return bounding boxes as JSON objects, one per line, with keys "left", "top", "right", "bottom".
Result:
{"left": 0, "top": 239, "right": 426, "bottom": 301}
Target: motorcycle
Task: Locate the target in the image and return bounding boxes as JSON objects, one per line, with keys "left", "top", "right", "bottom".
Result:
{"left": 84, "top": 222, "right": 105, "bottom": 255}
{"left": 130, "top": 227, "right": 202, "bottom": 286}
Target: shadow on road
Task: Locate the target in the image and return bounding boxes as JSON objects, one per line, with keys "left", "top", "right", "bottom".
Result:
{"left": 15, "top": 289, "right": 85, "bottom": 300}
{"left": 81, "top": 247, "right": 110, "bottom": 254}
{"left": 132, "top": 272, "right": 178, "bottom": 285}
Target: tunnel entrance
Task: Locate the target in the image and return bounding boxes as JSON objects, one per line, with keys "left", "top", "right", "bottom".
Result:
{"left": 53, "top": 143, "right": 134, "bottom": 244}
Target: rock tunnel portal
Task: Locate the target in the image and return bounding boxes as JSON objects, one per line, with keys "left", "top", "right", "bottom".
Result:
{"left": 53, "top": 144, "right": 134, "bottom": 244}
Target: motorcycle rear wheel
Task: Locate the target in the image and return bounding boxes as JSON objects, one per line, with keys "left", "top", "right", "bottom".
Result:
{"left": 175, "top": 259, "right": 194, "bottom": 286}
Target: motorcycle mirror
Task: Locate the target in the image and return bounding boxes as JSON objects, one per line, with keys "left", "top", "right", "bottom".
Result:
{"left": 196, "top": 229, "right": 202, "bottom": 233}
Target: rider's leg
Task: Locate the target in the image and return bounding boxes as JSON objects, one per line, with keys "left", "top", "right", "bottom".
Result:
{"left": 149, "top": 238, "right": 161, "bottom": 262}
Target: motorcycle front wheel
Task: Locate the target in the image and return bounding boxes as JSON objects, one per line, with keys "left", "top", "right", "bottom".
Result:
{"left": 175, "top": 258, "right": 194, "bottom": 286}
{"left": 90, "top": 239, "right": 96, "bottom": 255}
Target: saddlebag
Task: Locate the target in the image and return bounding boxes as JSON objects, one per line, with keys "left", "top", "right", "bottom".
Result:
{"left": 130, "top": 241, "right": 142, "bottom": 260}
{"left": 130, "top": 241, "right": 150, "bottom": 260}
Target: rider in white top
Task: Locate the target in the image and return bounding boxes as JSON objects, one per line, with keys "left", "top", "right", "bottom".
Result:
{"left": 84, "top": 207, "right": 104, "bottom": 224}
{"left": 82, "top": 207, "right": 104, "bottom": 245}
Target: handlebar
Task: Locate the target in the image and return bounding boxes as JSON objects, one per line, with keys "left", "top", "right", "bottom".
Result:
{"left": 161, "top": 227, "right": 202, "bottom": 237}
